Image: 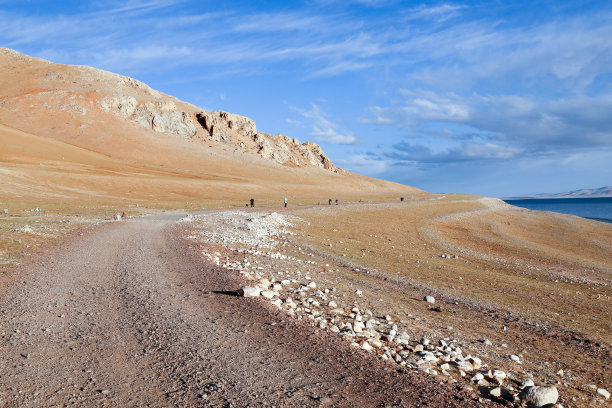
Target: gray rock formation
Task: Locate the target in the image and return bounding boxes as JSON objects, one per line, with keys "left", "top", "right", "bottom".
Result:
{"left": 194, "top": 110, "right": 338, "bottom": 172}
{"left": 102, "top": 97, "right": 197, "bottom": 139}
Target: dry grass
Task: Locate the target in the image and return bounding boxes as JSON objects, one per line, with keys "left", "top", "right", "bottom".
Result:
{"left": 288, "top": 197, "right": 611, "bottom": 406}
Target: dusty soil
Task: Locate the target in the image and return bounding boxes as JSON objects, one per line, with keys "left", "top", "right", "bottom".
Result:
{"left": 0, "top": 215, "right": 491, "bottom": 407}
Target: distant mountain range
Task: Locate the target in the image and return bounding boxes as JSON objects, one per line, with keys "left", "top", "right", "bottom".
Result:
{"left": 507, "top": 186, "right": 612, "bottom": 199}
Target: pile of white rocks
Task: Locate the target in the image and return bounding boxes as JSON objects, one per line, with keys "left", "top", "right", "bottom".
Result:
{"left": 238, "top": 275, "right": 567, "bottom": 406}
{"left": 193, "top": 211, "right": 297, "bottom": 249}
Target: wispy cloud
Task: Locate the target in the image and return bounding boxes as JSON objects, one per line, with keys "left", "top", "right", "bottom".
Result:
{"left": 365, "top": 89, "right": 612, "bottom": 163}
{"left": 337, "top": 153, "right": 389, "bottom": 174}
{"left": 293, "top": 104, "right": 358, "bottom": 145}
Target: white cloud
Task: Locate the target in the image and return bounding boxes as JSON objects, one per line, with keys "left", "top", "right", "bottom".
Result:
{"left": 294, "top": 105, "right": 357, "bottom": 145}
{"left": 337, "top": 154, "right": 389, "bottom": 174}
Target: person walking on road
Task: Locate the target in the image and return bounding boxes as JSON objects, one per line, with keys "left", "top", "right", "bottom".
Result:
{"left": 284, "top": 197, "right": 287, "bottom": 208}
{"left": 250, "top": 198, "right": 254, "bottom": 208}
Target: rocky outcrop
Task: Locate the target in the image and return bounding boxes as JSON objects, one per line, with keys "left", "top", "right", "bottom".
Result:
{"left": 101, "top": 97, "right": 197, "bottom": 139}
{"left": 195, "top": 110, "right": 339, "bottom": 172}
{"left": 0, "top": 47, "right": 339, "bottom": 173}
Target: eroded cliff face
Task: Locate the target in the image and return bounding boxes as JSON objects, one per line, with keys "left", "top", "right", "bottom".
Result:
{"left": 0, "top": 48, "right": 339, "bottom": 173}
{"left": 194, "top": 110, "right": 338, "bottom": 171}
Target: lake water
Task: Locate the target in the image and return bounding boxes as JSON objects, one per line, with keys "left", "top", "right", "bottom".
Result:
{"left": 503, "top": 197, "right": 612, "bottom": 223}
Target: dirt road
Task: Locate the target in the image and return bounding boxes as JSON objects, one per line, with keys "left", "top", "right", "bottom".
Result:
{"left": 0, "top": 216, "right": 489, "bottom": 407}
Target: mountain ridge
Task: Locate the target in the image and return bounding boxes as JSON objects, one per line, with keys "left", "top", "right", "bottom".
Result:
{"left": 505, "top": 186, "right": 612, "bottom": 199}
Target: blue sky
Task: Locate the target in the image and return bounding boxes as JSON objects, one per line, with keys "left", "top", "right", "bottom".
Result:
{"left": 1, "top": 0, "right": 611, "bottom": 197}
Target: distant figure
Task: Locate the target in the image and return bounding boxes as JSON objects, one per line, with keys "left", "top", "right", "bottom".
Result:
{"left": 328, "top": 199, "right": 332, "bottom": 205}
{"left": 121, "top": 211, "right": 127, "bottom": 219}
{"left": 245, "top": 204, "right": 248, "bottom": 207}
{"left": 400, "top": 197, "right": 404, "bottom": 202}
{"left": 250, "top": 198, "right": 254, "bottom": 208}
{"left": 284, "top": 197, "right": 287, "bottom": 208}
{"left": 335, "top": 199, "right": 338, "bottom": 205}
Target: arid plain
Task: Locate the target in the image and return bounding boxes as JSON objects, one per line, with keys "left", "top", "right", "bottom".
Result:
{"left": 1, "top": 48, "right": 610, "bottom": 407}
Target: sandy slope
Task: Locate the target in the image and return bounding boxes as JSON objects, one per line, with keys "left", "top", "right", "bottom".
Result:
{"left": 0, "top": 215, "right": 488, "bottom": 408}
{"left": 0, "top": 48, "right": 420, "bottom": 208}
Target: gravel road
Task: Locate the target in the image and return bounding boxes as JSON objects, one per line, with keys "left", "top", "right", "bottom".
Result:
{"left": 0, "top": 217, "right": 489, "bottom": 407}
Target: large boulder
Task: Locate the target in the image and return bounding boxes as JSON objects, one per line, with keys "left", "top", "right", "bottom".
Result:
{"left": 519, "top": 385, "right": 558, "bottom": 407}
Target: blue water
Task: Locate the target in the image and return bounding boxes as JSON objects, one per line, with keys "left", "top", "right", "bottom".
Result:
{"left": 503, "top": 197, "right": 612, "bottom": 223}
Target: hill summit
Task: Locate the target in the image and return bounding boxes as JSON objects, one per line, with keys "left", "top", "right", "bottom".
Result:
{"left": 0, "top": 47, "right": 337, "bottom": 172}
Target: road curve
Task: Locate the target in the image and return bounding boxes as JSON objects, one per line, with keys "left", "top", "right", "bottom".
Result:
{"left": 0, "top": 217, "right": 489, "bottom": 407}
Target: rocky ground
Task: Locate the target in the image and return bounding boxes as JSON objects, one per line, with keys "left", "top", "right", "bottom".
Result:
{"left": 184, "top": 206, "right": 610, "bottom": 408}
{"left": 0, "top": 213, "right": 494, "bottom": 407}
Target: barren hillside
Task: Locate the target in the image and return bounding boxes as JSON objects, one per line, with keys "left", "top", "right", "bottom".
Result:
{"left": 0, "top": 48, "right": 420, "bottom": 208}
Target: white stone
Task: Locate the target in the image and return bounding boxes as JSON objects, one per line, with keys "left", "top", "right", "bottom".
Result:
{"left": 471, "top": 373, "right": 484, "bottom": 382}
{"left": 307, "top": 281, "right": 316, "bottom": 289}
{"left": 238, "top": 286, "right": 261, "bottom": 297}
{"left": 362, "top": 342, "right": 374, "bottom": 351}
{"left": 597, "top": 388, "right": 610, "bottom": 399}
{"left": 424, "top": 296, "right": 435, "bottom": 303}
{"left": 370, "top": 339, "right": 383, "bottom": 348}
{"left": 492, "top": 370, "right": 507, "bottom": 384}
{"left": 456, "top": 360, "right": 473, "bottom": 372}
{"left": 328, "top": 300, "right": 337, "bottom": 308}
{"left": 260, "top": 290, "right": 278, "bottom": 299}
{"left": 520, "top": 386, "right": 558, "bottom": 407}
{"left": 353, "top": 322, "right": 365, "bottom": 333}
{"left": 468, "top": 356, "right": 482, "bottom": 370}
{"left": 355, "top": 289, "right": 363, "bottom": 296}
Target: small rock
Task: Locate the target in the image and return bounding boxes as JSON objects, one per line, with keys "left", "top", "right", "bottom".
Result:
{"left": 469, "top": 356, "right": 482, "bottom": 370}
{"left": 520, "top": 385, "right": 558, "bottom": 407}
{"left": 328, "top": 300, "right": 337, "bottom": 308}
{"left": 597, "top": 388, "right": 610, "bottom": 400}
{"left": 260, "top": 290, "right": 278, "bottom": 299}
{"left": 457, "top": 360, "right": 473, "bottom": 372}
{"left": 370, "top": 339, "right": 383, "bottom": 348}
{"left": 237, "top": 286, "right": 261, "bottom": 297}
{"left": 424, "top": 296, "right": 435, "bottom": 304}
{"left": 472, "top": 373, "right": 484, "bottom": 382}
{"left": 362, "top": 342, "right": 374, "bottom": 351}
{"left": 510, "top": 354, "right": 521, "bottom": 363}
{"left": 490, "top": 387, "right": 502, "bottom": 398}
{"left": 355, "top": 289, "right": 363, "bottom": 296}
{"left": 307, "top": 282, "right": 317, "bottom": 289}
{"left": 491, "top": 370, "right": 507, "bottom": 384}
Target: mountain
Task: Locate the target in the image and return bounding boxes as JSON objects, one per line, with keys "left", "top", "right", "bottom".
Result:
{"left": 507, "top": 186, "right": 612, "bottom": 199}
{"left": 0, "top": 48, "right": 421, "bottom": 207}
